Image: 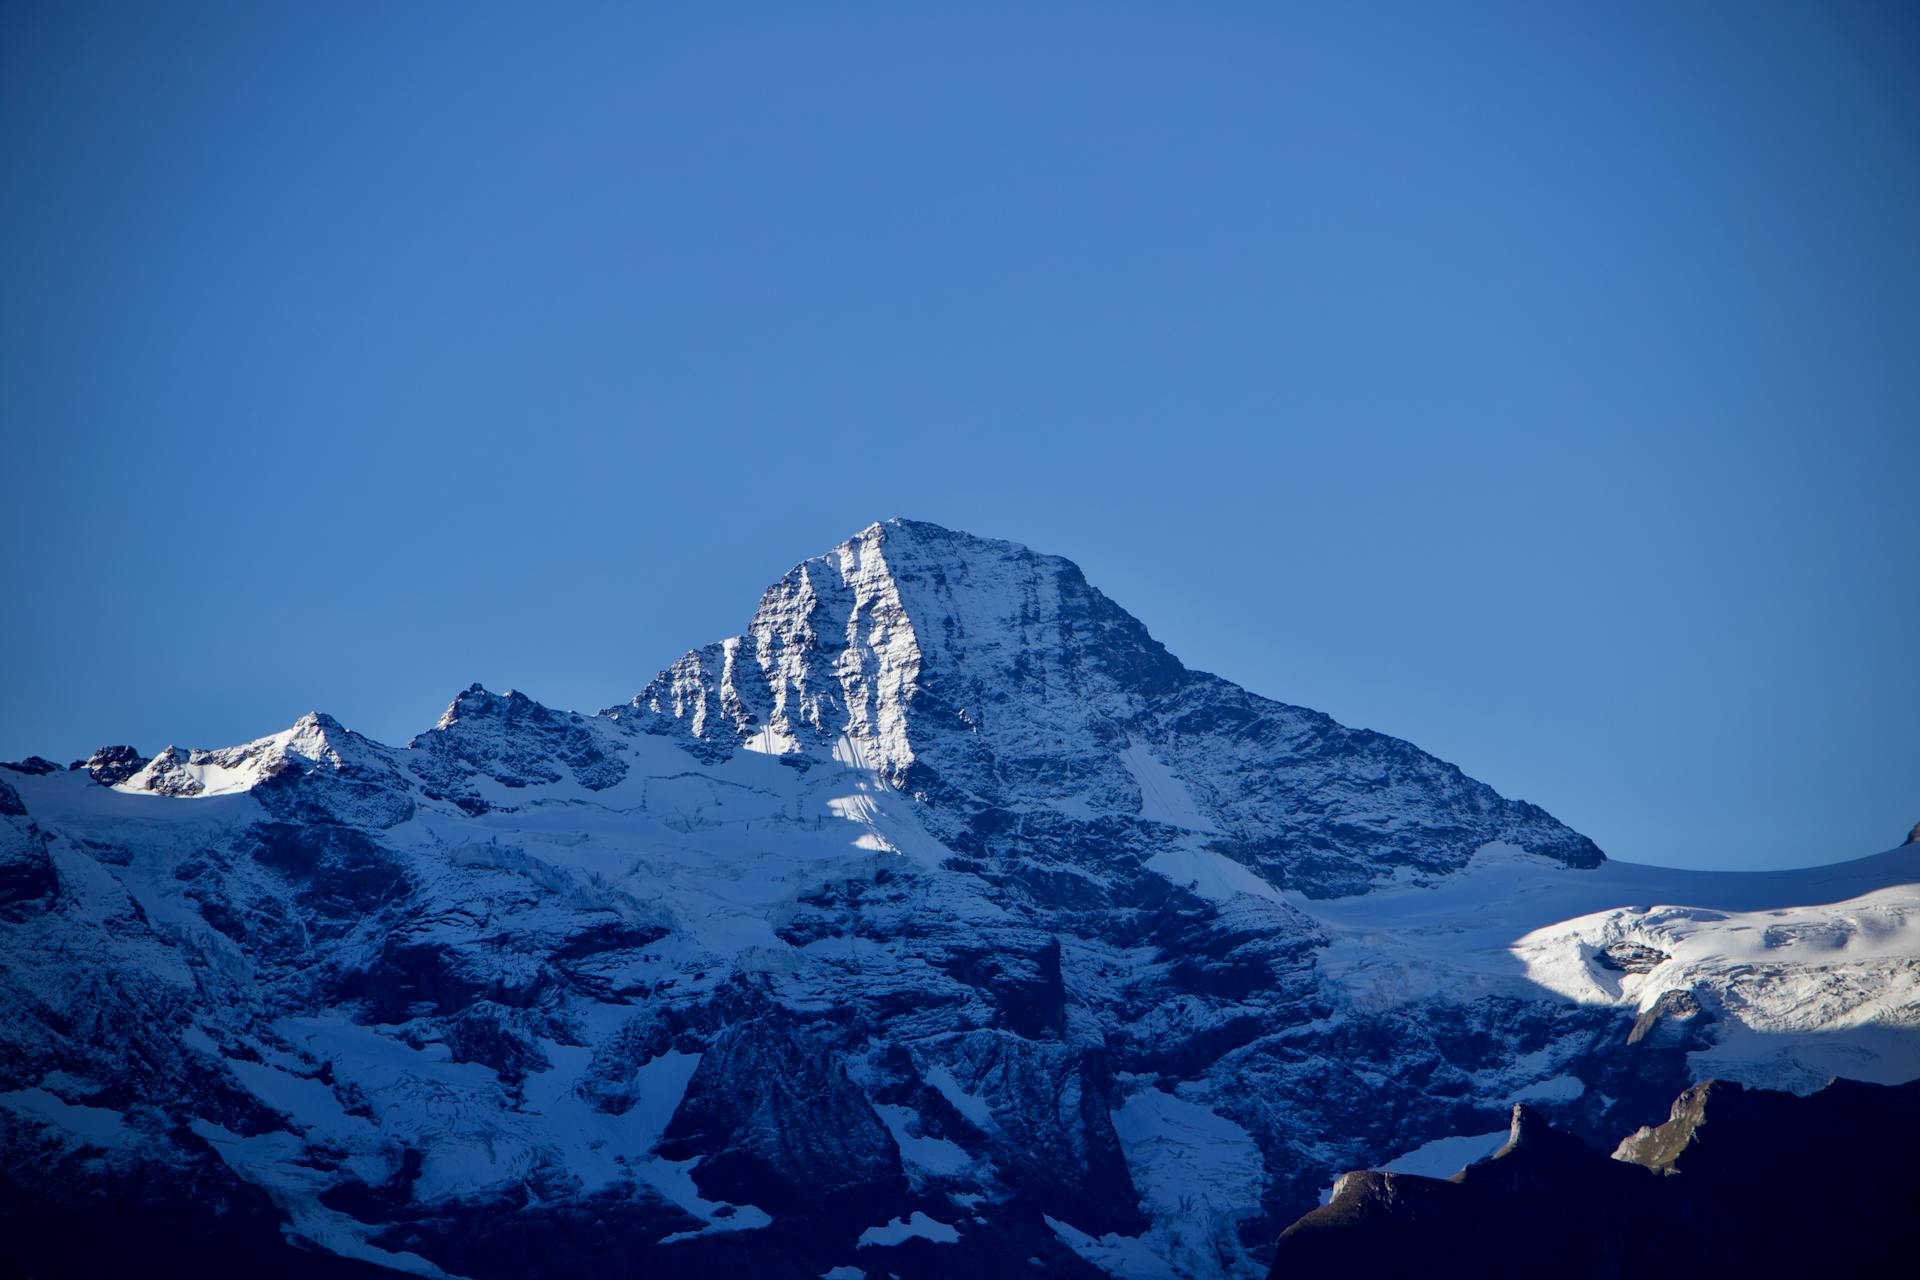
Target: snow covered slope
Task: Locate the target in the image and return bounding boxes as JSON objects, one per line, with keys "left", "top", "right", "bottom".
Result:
{"left": 1306, "top": 842, "right": 1920, "bottom": 1096}
{"left": 1, "top": 519, "right": 1914, "bottom": 1280}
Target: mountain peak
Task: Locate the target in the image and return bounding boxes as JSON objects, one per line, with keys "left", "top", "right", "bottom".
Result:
{"left": 852, "top": 514, "right": 1035, "bottom": 558}
{"left": 110, "top": 710, "right": 391, "bottom": 807}
{"left": 290, "top": 710, "right": 347, "bottom": 737}
{"left": 618, "top": 515, "right": 1181, "bottom": 778}
{"left": 72, "top": 744, "right": 148, "bottom": 787}
{"left": 618, "top": 519, "right": 1601, "bottom": 893}
{"left": 432, "top": 683, "right": 540, "bottom": 733}
{"left": 414, "top": 683, "right": 624, "bottom": 813}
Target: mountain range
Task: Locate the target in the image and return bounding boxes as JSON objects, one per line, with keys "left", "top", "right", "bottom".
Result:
{"left": 2, "top": 518, "right": 1914, "bottom": 1278}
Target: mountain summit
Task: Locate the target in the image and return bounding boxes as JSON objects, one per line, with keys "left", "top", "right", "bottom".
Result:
{"left": 2, "top": 519, "right": 1913, "bottom": 1280}
{"left": 616, "top": 519, "right": 1601, "bottom": 896}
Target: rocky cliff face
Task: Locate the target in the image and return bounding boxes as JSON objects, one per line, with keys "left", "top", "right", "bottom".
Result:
{"left": 0, "top": 520, "right": 1912, "bottom": 1280}
{"left": 616, "top": 520, "right": 1601, "bottom": 897}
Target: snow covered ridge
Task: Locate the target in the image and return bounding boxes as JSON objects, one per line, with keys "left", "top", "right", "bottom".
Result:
{"left": 1, "top": 517, "right": 1916, "bottom": 1280}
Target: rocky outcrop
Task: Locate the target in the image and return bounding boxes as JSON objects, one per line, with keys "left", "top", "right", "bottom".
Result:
{"left": 0, "top": 822, "right": 56, "bottom": 919}
{"left": 408, "top": 685, "right": 628, "bottom": 814}
{"left": 1594, "top": 939, "right": 1667, "bottom": 973}
{"left": 1278, "top": 1101, "right": 1658, "bottom": 1273}
{"left": 71, "top": 744, "right": 148, "bottom": 787}
{"left": 1271, "top": 1077, "right": 1920, "bottom": 1278}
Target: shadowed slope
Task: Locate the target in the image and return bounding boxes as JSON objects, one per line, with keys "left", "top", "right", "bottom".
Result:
{"left": 1271, "top": 1076, "right": 1920, "bottom": 1278}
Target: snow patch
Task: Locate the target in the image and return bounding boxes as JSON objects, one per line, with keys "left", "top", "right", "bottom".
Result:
{"left": 190, "top": 1120, "right": 457, "bottom": 1278}
{"left": 0, "top": 1089, "right": 128, "bottom": 1145}
{"left": 924, "top": 1065, "right": 994, "bottom": 1128}
{"left": 1318, "top": 1127, "right": 1512, "bottom": 1204}
{"left": 857, "top": 1211, "right": 960, "bottom": 1247}
{"left": 1045, "top": 1216, "right": 1178, "bottom": 1280}
{"left": 1119, "top": 741, "right": 1216, "bottom": 832}
{"left": 1511, "top": 1074, "right": 1586, "bottom": 1104}
{"left": 874, "top": 1103, "right": 973, "bottom": 1183}
{"left": 1105, "top": 1087, "right": 1264, "bottom": 1280}
{"left": 1146, "top": 841, "right": 1286, "bottom": 906}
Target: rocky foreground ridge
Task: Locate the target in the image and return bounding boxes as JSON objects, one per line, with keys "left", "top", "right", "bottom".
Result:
{"left": 1, "top": 519, "right": 1915, "bottom": 1279}
{"left": 1274, "top": 1075, "right": 1920, "bottom": 1277}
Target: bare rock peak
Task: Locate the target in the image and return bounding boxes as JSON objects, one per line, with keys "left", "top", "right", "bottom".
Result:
{"left": 73, "top": 744, "right": 149, "bottom": 787}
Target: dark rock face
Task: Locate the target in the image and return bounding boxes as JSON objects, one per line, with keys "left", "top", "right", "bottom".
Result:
{"left": 1279, "top": 1102, "right": 1659, "bottom": 1275}
{"left": 0, "top": 822, "right": 57, "bottom": 919}
{"left": 1271, "top": 1077, "right": 1920, "bottom": 1278}
{"left": 244, "top": 822, "right": 413, "bottom": 915}
{"left": 658, "top": 1002, "right": 905, "bottom": 1214}
{"left": 1594, "top": 939, "right": 1668, "bottom": 973}
{"left": 71, "top": 744, "right": 148, "bottom": 787}
{"left": 0, "top": 1124, "right": 402, "bottom": 1280}
{"left": 1612, "top": 1073, "right": 1920, "bottom": 1280}
{"left": 408, "top": 684, "right": 628, "bottom": 813}
{"left": 0, "top": 757, "right": 61, "bottom": 776}
{"left": 0, "top": 778, "right": 23, "bottom": 818}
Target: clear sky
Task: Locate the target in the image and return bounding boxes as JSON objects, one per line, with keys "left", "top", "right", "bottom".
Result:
{"left": 3, "top": 1, "right": 1914, "bottom": 870}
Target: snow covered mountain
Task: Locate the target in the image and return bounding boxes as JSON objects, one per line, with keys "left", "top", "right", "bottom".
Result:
{"left": 2, "top": 519, "right": 1915, "bottom": 1279}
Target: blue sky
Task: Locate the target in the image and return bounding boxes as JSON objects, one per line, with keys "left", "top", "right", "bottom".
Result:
{"left": 2, "top": 1, "right": 1914, "bottom": 869}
